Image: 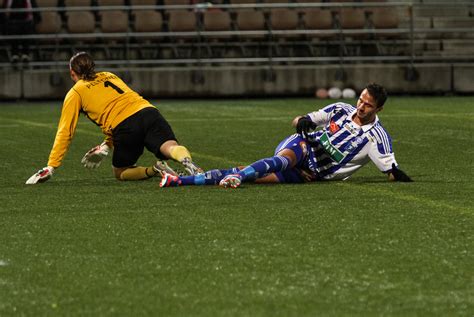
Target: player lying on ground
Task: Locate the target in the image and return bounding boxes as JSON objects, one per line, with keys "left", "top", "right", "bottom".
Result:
{"left": 26, "top": 52, "right": 202, "bottom": 184}
{"left": 160, "top": 83, "right": 412, "bottom": 188}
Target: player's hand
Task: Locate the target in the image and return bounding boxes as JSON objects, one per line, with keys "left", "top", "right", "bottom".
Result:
{"left": 296, "top": 117, "right": 317, "bottom": 138}
{"left": 299, "top": 169, "right": 318, "bottom": 182}
{"left": 26, "top": 166, "right": 55, "bottom": 184}
{"left": 390, "top": 163, "right": 413, "bottom": 182}
{"left": 81, "top": 142, "right": 110, "bottom": 169}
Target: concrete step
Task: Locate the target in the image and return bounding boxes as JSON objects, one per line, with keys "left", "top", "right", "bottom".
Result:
{"left": 420, "top": 51, "right": 444, "bottom": 57}
{"left": 432, "top": 17, "right": 474, "bottom": 28}
{"left": 420, "top": 40, "right": 442, "bottom": 51}
{"left": 399, "top": 17, "right": 432, "bottom": 29}
{"left": 419, "top": 51, "right": 471, "bottom": 58}
{"left": 442, "top": 39, "right": 474, "bottom": 53}
{"left": 414, "top": 0, "right": 473, "bottom": 3}
{"left": 414, "top": 5, "right": 470, "bottom": 18}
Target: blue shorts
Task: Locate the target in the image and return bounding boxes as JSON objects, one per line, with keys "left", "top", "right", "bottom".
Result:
{"left": 273, "top": 134, "right": 317, "bottom": 183}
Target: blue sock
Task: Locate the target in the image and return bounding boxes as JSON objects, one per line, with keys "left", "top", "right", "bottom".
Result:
{"left": 238, "top": 155, "right": 291, "bottom": 181}
{"left": 180, "top": 168, "right": 241, "bottom": 186}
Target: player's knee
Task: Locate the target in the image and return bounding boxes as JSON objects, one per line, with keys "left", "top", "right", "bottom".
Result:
{"left": 277, "top": 149, "right": 297, "bottom": 167}
{"left": 113, "top": 167, "right": 125, "bottom": 180}
{"left": 159, "top": 140, "right": 179, "bottom": 158}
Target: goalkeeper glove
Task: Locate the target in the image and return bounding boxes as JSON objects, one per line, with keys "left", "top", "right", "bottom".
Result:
{"left": 26, "top": 166, "right": 55, "bottom": 184}
{"left": 296, "top": 117, "right": 317, "bottom": 138}
{"left": 81, "top": 142, "right": 110, "bottom": 169}
{"left": 390, "top": 163, "right": 413, "bottom": 182}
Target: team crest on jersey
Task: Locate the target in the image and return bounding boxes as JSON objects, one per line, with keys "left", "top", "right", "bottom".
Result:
{"left": 299, "top": 141, "right": 308, "bottom": 155}
{"left": 343, "top": 136, "right": 365, "bottom": 153}
{"left": 343, "top": 123, "right": 358, "bottom": 136}
{"left": 329, "top": 120, "right": 340, "bottom": 134}
{"left": 354, "top": 136, "right": 364, "bottom": 145}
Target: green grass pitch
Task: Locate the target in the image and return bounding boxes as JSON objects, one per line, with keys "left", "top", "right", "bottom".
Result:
{"left": 0, "top": 97, "right": 472, "bottom": 316}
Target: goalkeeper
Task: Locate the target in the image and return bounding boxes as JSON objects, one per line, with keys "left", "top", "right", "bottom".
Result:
{"left": 26, "top": 52, "right": 202, "bottom": 184}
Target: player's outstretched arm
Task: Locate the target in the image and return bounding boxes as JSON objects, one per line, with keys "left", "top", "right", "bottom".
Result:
{"left": 388, "top": 163, "right": 413, "bottom": 182}
{"left": 26, "top": 166, "right": 55, "bottom": 184}
{"left": 81, "top": 142, "right": 110, "bottom": 169}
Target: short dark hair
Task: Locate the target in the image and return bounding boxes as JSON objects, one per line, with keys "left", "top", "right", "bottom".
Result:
{"left": 69, "top": 52, "right": 97, "bottom": 81}
{"left": 366, "top": 83, "right": 387, "bottom": 108}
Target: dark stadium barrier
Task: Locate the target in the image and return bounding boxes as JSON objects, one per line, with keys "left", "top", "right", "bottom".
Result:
{"left": 6, "top": 63, "right": 469, "bottom": 100}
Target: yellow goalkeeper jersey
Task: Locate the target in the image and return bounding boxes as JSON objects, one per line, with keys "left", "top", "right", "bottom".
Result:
{"left": 47, "top": 71, "right": 153, "bottom": 168}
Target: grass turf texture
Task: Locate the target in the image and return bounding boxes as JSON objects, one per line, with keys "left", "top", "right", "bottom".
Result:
{"left": 0, "top": 97, "right": 472, "bottom": 316}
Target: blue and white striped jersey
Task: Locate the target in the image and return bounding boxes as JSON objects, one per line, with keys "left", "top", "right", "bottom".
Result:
{"left": 305, "top": 102, "right": 397, "bottom": 180}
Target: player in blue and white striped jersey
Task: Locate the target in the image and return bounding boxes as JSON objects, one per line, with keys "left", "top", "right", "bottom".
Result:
{"left": 160, "top": 83, "right": 412, "bottom": 188}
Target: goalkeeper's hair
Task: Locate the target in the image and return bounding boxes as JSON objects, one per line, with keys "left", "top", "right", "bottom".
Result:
{"left": 366, "top": 83, "right": 387, "bottom": 108}
{"left": 69, "top": 52, "right": 97, "bottom": 81}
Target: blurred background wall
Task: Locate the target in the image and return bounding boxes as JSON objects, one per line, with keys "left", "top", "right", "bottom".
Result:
{"left": 1, "top": 0, "right": 473, "bottom": 99}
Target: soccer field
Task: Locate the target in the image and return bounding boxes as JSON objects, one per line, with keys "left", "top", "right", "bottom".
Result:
{"left": 0, "top": 97, "right": 472, "bottom": 316}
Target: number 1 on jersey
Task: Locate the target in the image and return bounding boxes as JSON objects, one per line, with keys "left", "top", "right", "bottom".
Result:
{"left": 104, "top": 81, "right": 124, "bottom": 94}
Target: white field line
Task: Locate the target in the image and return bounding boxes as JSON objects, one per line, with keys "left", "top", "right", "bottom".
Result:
{"left": 14, "top": 116, "right": 471, "bottom": 212}
{"left": 5, "top": 118, "right": 244, "bottom": 165}
{"left": 336, "top": 182, "right": 472, "bottom": 215}
{"left": 4, "top": 116, "right": 290, "bottom": 126}
{"left": 10, "top": 119, "right": 470, "bottom": 213}
{"left": 0, "top": 124, "right": 20, "bottom": 128}
{"left": 191, "top": 152, "right": 242, "bottom": 167}
{"left": 166, "top": 116, "right": 291, "bottom": 122}
{"left": 6, "top": 118, "right": 103, "bottom": 137}
{"left": 387, "top": 112, "right": 474, "bottom": 121}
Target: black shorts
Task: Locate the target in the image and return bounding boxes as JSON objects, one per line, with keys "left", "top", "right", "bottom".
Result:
{"left": 112, "top": 107, "right": 177, "bottom": 168}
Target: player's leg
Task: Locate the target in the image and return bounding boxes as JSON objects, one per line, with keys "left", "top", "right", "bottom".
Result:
{"left": 219, "top": 134, "right": 308, "bottom": 187}
{"left": 161, "top": 134, "right": 309, "bottom": 188}
{"left": 218, "top": 150, "right": 295, "bottom": 188}
{"left": 160, "top": 167, "right": 242, "bottom": 187}
{"left": 254, "top": 173, "right": 280, "bottom": 184}
{"left": 113, "top": 165, "right": 157, "bottom": 180}
{"left": 6, "top": 22, "right": 22, "bottom": 62}
{"left": 161, "top": 151, "right": 300, "bottom": 187}
{"left": 253, "top": 169, "right": 308, "bottom": 184}
{"left": 142, "top": 108, "right": 203, "bottom": 175}
{"left": 159, "top": 140, "right": 203, "bottom": 175}
{"left": 111, "top": 110, "right": 159, "bottom": 181}
{"left": 220, "top": 152, "right": 292, "bottom": 182}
